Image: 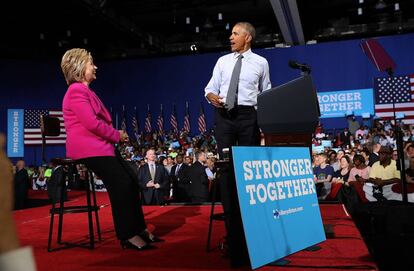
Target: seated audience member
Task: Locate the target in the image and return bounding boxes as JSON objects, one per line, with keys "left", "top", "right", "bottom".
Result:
{"left": 0, "top": 134, "right": 37, "bottom": 271}
{"left": 188, "top": 150, "right": 209, "bottom": 203}
{"left": 365, "top": 146, "right": 400, "bottom": 201}
{"left": 388, "top": 157, "right": 414, "bottom": 202}
{"left": 327, "top": 155, "right": 352, "bottom": 200}
{"left": 14, "top": 160, "right": 29, "bottom": 210}
{"left": 404, "top": 141, "right": 414, "bottom": 169}
{"left": 360, "top": 149, "right": 370, "bottom": 166}
{"left": 313, "top": 153, "right": 334, "bottom": 200}
{"left": 368, "top": 142, "right": 381, "bottom": 166}
{"left": 344, "top": 154, "right": 371, "bottom": 205}
{"left": 205, "top": 156, "right": 216, "bottom": 195}
{"left": 331, "top": 150, "right": 345, "bottom": 171}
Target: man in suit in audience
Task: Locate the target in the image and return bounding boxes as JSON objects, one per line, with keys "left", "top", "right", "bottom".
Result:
{"left": 188, "top": 150, "right": 209, "bottom": 203}
{"left": 14, "top": 160, "right": 29, "bottom": 210}
{"left": 170, "top": 155, "right": 190, "bottom": 202}
{"left": 138, "top": 149, "right": 169, "bottom": 205}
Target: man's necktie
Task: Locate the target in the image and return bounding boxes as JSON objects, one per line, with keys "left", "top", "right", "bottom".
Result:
{"left": 175, "top": 164, "right": 180, "bottom": 176}
{"left": 150, "top": 164, "right": 155, "bottom": 180}
{"left": 225, "top": 55, "right": 243, "bottom": 112}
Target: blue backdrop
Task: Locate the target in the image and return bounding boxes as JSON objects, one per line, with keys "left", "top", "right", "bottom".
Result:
{"left": 1, "top": 33, "right": 414, "bottom": 164}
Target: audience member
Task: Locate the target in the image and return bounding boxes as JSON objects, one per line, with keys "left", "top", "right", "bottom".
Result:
{"left": 188, "top": 150, "right": 209, "bottom": 203}
{"left": 0, "top": 134, "right": 37, "bottom": 271}
{"left": 14, "top": 160, "right": 29, "bottom": 210}
{"left": 138, "top": 149, "right": 169, "bottom": 205}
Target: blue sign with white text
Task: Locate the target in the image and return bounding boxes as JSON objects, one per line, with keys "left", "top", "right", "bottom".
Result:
{"left": 318, "top": 88, "right": 374, "bottom": 118}
{"left": 7, "top": 109, "right": 24, "bottom": 157}
{"left": 232, "top": 146, "right": 325, "bottom": 269}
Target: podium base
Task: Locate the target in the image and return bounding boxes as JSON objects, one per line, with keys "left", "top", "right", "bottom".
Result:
{"left": 267, "top": 258, "right": 290, "bottom": 266}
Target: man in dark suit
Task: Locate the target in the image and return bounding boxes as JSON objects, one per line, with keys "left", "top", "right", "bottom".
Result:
{"left": 170, "top": 154, "right": 190, "bottom": 202}
{"left": 138, "top": 149, "right": 169, "bottom": 205}
{"left": 14, "top": 160, "right": 29, "bottom": 210}
{"left": 188, "top": 150, "right": 209, "bottom": 203}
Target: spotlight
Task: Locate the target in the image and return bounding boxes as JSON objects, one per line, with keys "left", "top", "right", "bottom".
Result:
{"left": 190, "top": 44, "right": 198, "bottom": 52}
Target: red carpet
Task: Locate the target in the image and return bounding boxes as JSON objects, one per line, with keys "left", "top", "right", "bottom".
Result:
{"left": 14, "top": 191, "right": 378, "bottom": 271}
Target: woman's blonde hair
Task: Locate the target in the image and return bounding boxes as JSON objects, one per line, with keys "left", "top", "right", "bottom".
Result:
{"left": 61, "top": 48, "right": 92, "bottom": 85}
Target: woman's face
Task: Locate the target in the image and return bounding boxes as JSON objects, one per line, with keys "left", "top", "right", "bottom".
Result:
{"left": 83, "top": 59, "right": 97, "bottom": 84}
{"left": 340, "top": 157, "right": 349, "bottom": 169}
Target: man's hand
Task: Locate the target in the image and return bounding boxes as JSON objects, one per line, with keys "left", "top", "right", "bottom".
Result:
{"left": 154, "top": 183, "right": 160, "bottom": 189}
{"left": 206, "top": 93, "right": 225, "bottom": 108}
{"left": 146, "top": 180, "right": 155, "bottom": 188}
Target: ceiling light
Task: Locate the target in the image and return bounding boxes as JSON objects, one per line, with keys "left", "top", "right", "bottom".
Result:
{"left": 195, "top": 26, "right": 200, "bottom": 33}
{"left": 218, "top": 13, "right": 223, "bottom": 20}
{"left": 358, "top": 7, "right": 363, "bottom": 15}
{"left": 186, "top": 17, "right": 191, "bottom": 24}
{"left": 359, "top": 0, "right": 364, "bottom": 3}
{"left": 225, "top": 23, "right": 230, "bottom": 30}
{"left": 395, "top": 3, "right": 400, "bottom": 11}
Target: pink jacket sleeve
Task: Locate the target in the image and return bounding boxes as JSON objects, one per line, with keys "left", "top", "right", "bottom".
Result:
{"left": 69, "top": 87, "right": 120, "bottom": 143}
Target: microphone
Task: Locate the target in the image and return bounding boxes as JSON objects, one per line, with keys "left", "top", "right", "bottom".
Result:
{"left": 288, "top": 60, "right": 311, "bottom": 73}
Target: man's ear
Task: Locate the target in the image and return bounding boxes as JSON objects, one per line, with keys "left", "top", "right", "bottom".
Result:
{"left": 245, "top": 34, "right": 252, "bottom": 43}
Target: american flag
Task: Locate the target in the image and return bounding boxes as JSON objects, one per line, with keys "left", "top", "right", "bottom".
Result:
{"left": 132, "top": 106, "right": 139, "bottom": 136}
{"left": 145, "top": 105, "right": 152, "bottom": 133}
{"left": 157, "top": 104, "right": 164, "bottom": 134}
{"left": 170, "top": 104, "right": 178, "bottom": 133}
{"left": 24, "top": 110, "right": 66, "bottom": 145}
{"left": 120, "top": 105, "right": 127, "bottom": 131}
{"left": 198, "top": 104, "right": 206, "bottom": 134}
{"left": 374, "top": 74, "right": 414, "bottom": 124}
{"left": 183, "top": 102, "right": 190, "bottom": 133}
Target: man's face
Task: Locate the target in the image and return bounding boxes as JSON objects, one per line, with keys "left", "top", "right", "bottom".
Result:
{"left": 146, "top": 150, "right": 156, "bottom": 162}
{"left": 176, "top": 156, "right": 183, "bottom": 164}
{"left": 229, "top": 25, "right": 250, "bottom": 53}
{"left": 379, "top": 152, "right": 390, "bottom": 162}
{"left": 407, "top": 146, "right": 414, "bottom": 157}
{"left": 16, "top": 160, "right": 25, "bottom": 170}
{"left": 198, "top": 152, "right": 207, "bottom": 163}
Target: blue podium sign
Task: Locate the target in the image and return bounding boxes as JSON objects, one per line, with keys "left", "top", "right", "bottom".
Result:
{"left": 232, "top": 146, "right": 326, "bottom": 269}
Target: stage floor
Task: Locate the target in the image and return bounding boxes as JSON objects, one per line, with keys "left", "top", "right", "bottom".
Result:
{"left": 14, "top": 191, "right": 378, "bottom": 271}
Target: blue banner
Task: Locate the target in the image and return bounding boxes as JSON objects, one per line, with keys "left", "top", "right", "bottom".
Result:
{"left": 7, "top": 109, "right": 24, "bottom": 157}
{"left": 318, "top": 88, "right": 374, "bottom": 118}
{"left": 232, "top": 146, "right": 325, "bottom": 269}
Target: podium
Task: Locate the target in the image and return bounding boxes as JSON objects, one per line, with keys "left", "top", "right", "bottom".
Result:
{"left": 257, "top": 75, "right": 319, "bottom": 147}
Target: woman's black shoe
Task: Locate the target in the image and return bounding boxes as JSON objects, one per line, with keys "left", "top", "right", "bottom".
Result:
{"left": 139, "top": 232, "right": 165, "bottom": 243}
{"left": 120, "top": 240, "right": 157, "bottom": 250}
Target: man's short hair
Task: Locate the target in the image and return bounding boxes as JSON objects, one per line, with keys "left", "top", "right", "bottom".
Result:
{"left": 236, "top": 22, "right": 256, "bottom": 40}
{"left": 195, "top": 150, "right": 204, "bottom": 160}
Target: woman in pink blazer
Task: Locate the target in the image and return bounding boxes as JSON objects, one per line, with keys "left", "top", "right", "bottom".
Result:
{"left": 61, "top": 48, "right": 162, "bottom": 250}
